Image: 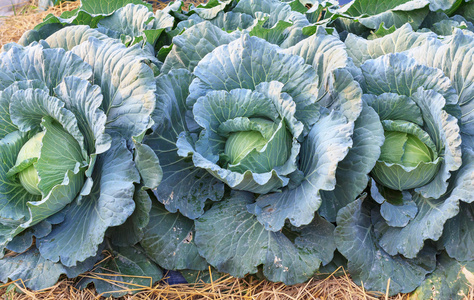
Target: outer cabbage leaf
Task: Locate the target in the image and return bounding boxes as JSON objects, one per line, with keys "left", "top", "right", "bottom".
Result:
{"left": 71, "top": 37, "right": 155, "bottom": 138}
{"left": 103, "top": 110, "right": 159, "bottom": 247}
{"left": 232, "top": 0, "right": 310, "bottom": 48}
{"left": 441, "top": 202, "right": 474, "bottom": 261}
{"left": 144, "top": 69, "right": 224, "bottom": 219}
{"left": 319, "top": 102, "right": 384, "bottom": 222}
{"left": 0, "top": 43, "right": 92, "bottom": 92}
{"left": 79, "top": 0, "right": 152, "bottom": 14}
{"left": 97, "top": 4, "right": 174, "bottom": 46}
{"left": 16, "top": 30, "right": 42, "bottom": 47}
{"left": 345, "top": 24, "right": 435, "bottom": 67}
{"left": 133, "top": 142, "right": 162, "bottom": 190}
{"left": 188, "top": 0, "right": 232, "bottom": 20}
{"left": 29, "top": 0, "right": 139, "bottom": 46}
{"left": 458, "top": 0, "right": 474, "bottom": 22}
{"left": 284, "top": 27, "right": 363, "bottom": 118}
{"left": 363, "top": 92, "right": 424, "bottom": 125}
{"left": 44, "top": 25, "right": 109, "bottom": 51}
{"left": 439, "top": 148, "right": 474, "bottom": 261}
{"left": 370, "top": 179, "right": 418, "bottom": 227}
{"left": 53, "top": 77, "right": 111, "bottom": 157}
{"left": 334, "top": 197, "right": 437, "bottom": 295}
{"left": 406, "top": 30, "right": 474, "bottom": 145}
{"left": 140, "top": 200, "right": 208, "bottom": 271}
{"left": 361, "top": 53, "right": 458, "bottom": 105}
{"left": 372, "top": 193, "right": 459, "bottom": 259}
{"left": 0, "top": 247, "right": 97, "bottom": 290}
{"left": 0, "top": 81, "right": 47, "bottom": 139}
{"left": 200, "top": 11, "right": 256, "bottom": 31}
{"left": 78, "top": 245, "right": 163, "bottom": 298}
{"left": 36, "top": 139, "right": 139, "bottom": 267}
{"left": 97, "top": 4, "right": 154, "bottom": 36}
{"left": 106, "top": 188, "right": 152, "bottom": 247}
{"left": 195, "top": 191, "right": 336, "bottom": 285}
{"left": 161, "top": 22, "right": 240, "bottom": 73}
{"left": 328, "top": 0, "right": 430, "bottom": 32}
{"left": 178, "top": 11, "right": 257, "bottom": 34}
{"left": 318, "top": 68, "right": 364, "bottom": 124}
{"left": 188, "top": 34, "right": 319, "bottom": 111}
{"left": 5, "top": 221, "right": 51, "bottom": 254}
{"left": 426, "top": 14, "right": 474, "bottom": 35}
{"left": 412, "top": 252, "right": 474, "bottom": 300}
{"left": 34, "top": 0, "right": 153, "bottom": 37}
{"left": 428, "top": 0, "right": 467, "bottom": 12}
{"left": 249, "top": 19, "right": 295, "bottom": 47}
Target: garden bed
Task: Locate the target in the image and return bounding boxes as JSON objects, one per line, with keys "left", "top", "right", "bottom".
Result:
{"left": 0, "top": 1, "right": 472, "bottom": 299}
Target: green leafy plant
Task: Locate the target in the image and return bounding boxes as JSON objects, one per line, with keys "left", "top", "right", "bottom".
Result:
{"left": 0, "top": 1, "right": 160, "bottom": 292}
{"left": 0, "top": 0, "right": 473, "bottom": 298}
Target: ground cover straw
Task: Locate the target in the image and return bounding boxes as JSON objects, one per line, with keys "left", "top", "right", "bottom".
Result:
{"left": 0, "top": 263, "right": 412, "bottom": 299}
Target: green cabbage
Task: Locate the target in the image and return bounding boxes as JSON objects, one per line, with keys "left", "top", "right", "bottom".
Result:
{"left": 0, "top": 0, "right": 473, "bottom": 298}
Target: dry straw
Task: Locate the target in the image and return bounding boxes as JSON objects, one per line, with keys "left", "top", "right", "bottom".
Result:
{"left": 0, "top": 263, "right": 411, "bottom": 300}
{"left": 0, "top": 1, "right": 78, "bottom": 47}
{"left": 0, "top": 1, "right": 473, "bottom": 299}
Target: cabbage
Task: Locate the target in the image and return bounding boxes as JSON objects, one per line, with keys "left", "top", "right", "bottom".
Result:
{"left": 0, "top": 0, "right": 473, "bottom": 298}
{"left": 141, "top": 18, "right": 384, "bottom": 284}
{"left": 0, "top": 13, "right": 160, "bottom": 291}
{"left": 337, "top": 22, "right": 473, "bottom": 298}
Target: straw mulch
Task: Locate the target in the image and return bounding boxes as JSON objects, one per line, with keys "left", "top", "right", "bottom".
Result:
{"left": 0, "top": 1, "right": 78, "bottom": 47}
{"left": 0, "top": 266, "right": 409, "bottom": 300}
{"left": 0, "top": 1, "right": 473, "bottom": 299}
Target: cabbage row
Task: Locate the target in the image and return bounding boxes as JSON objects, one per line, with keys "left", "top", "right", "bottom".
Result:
{"left": 0, "top": 0, "right": 473, "bottom": 298}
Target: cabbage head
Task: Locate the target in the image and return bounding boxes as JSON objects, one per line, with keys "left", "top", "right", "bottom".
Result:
{"left": 0, "top": 31, "right": 158, "bottom": 290}
{"left": 334, "top": 24, "right": 474, "bottom": 296}
{"left": 140, "top": 21, "right": 384, "bottom": 285}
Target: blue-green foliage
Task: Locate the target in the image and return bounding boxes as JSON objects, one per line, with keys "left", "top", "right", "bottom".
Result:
{"left": 0, "top": 0, "right": 162, "bottom": 292}
{"left": 0, "top": 0, "right": 473, "bottom": 298}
